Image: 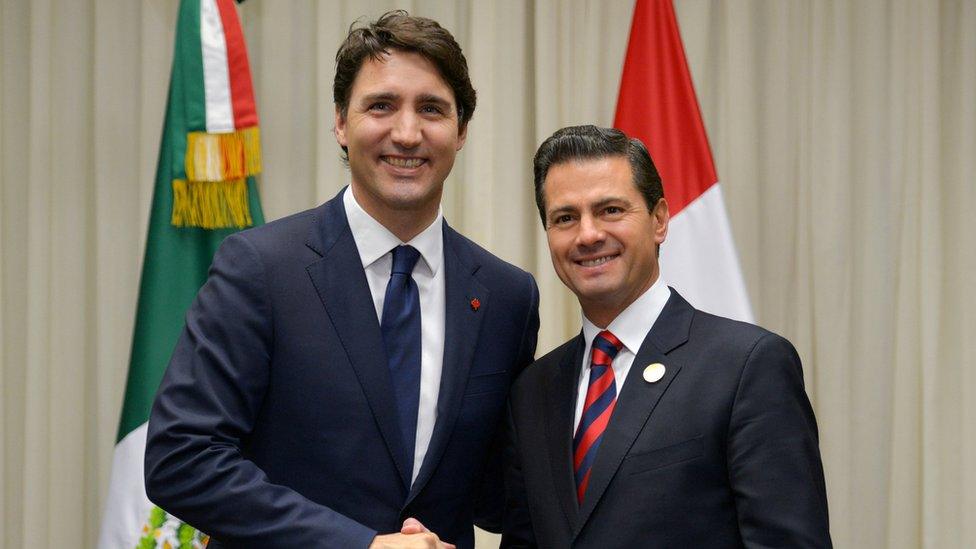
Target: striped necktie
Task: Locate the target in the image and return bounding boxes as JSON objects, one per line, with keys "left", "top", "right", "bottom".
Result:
{"left": 573, "top": 330, "right": 624, "bottom": 504}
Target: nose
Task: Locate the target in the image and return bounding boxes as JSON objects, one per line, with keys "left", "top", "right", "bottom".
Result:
{"left": 391, "top": 111, "right": 422, "bottom": 149}
{"left": 576, "top": 214, "right": 605, "bottom": 248}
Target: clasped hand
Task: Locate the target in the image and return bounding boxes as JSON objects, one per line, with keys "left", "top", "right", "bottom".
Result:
{"left": 368, "top": 517, "right": 457, "bottom": 549}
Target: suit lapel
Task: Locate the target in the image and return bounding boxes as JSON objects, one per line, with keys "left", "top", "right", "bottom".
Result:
{"left": 573, "top": 289, "right": 695, "bottom": 537}
{"left": 546, "top": 335, "right": 586, "bottom": 530}
{"left": 304, "top": 190, "right": 413, "bottom": 489}
{"left": 406, "top": 224, "right": 489, "bottom": 504}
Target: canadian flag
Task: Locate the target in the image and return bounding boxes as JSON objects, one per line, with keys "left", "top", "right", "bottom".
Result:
{"left": 614, "top": 0, "right": 753, "bottom": 322}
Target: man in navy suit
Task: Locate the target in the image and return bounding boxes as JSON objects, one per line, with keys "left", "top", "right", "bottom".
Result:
{"left": 502, "top": 126, "right": 830, "bottom": 548}
{"left": 145, "top": 12, "right": 539, "bottom": 548}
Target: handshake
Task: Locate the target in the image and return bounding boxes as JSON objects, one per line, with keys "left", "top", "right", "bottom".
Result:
{"left": 369, "top": 518, "right": 456, "bottom": 549}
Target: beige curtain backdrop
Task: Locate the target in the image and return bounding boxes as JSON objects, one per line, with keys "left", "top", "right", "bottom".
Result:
{"left": 1, "top": 0, "right": 974, "bottom": 547}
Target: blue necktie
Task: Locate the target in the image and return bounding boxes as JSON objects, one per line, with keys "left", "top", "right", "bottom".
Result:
{"left": 381, "top": 245, "right": 422, "bottom": 481}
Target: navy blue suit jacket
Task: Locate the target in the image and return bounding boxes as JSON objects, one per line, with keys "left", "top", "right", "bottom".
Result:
{"left": 145, "top": 189, "right": 540, "bottom": 548}
{"left": 503, "top": 290, "right": 830, "bottom": 548}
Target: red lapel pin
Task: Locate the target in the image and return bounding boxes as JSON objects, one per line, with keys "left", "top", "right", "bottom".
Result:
{"left": 470, "top": 298, "right": 481, "bottom": 311}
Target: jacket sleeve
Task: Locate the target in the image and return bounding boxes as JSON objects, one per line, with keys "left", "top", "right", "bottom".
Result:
{"left": 144, "top": 232, "right": 377, "bottom": 548}
{"left": 500, "top": 398, "right": 537, "bottom": 548}
{"left": 472, "top": 273, "right": 540, "bottom": 533}
{"left": 728, "top": 333, "right": 832, "bottom": 548}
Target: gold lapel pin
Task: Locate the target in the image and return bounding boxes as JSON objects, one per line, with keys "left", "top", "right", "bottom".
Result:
{"left": 643, "top": 363, "right": 666, "bottom": 383}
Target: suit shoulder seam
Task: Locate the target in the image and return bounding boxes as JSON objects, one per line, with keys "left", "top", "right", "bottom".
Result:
{"left": 232, "top": 232, "right": 276, "bottom": 356}
{"left": 725, "top": 331, "right": 777, "bottom": 439}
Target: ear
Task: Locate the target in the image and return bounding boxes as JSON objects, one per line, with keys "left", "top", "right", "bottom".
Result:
{"left": 334, "top": 104, "right": 347, "bottom": 148}
{"left": 455, "top": 121, "right": 468, "bottom": 152}
{"left": 652, "top": 198, "right": 669, "bottom": 245}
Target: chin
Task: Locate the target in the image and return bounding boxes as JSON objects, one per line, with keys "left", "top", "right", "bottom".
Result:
{"left": 575, "top": 273, "right": 623, "bottom": 294}
{"left": 574, "top": 284, "right": 623, "bottom": 304}
{"left": 386, "top": 189, "right": 440, "bottom": 212}
{"left": 389, "top": 177, "right": 436, "bottom": 193}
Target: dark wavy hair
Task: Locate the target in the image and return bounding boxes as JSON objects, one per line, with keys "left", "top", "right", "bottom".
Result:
{"left": 333, "top": 10, "right": 476, "bottom": 157}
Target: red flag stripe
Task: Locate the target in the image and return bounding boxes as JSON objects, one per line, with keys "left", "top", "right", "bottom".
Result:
{"left": 215, "top": 0, "right": 258, "bottom": 128}
{"left": 613, "top": 0, "right": 716, "bottom": 216}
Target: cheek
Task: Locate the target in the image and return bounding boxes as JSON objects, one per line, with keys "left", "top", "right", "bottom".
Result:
{"left": 546, "top": 236, "right": 562, "bottom": 266}
{"left": 547, "top": 235, "right": 573, "bottom": 269}
{"left": 349, "top": 119, "right": 386, "bottom": 145}
{"left": 627, "top": 237, "right": 656, "bottom": 270}
{"left": 434, "top": 134, "right": 462, "bottom": 156}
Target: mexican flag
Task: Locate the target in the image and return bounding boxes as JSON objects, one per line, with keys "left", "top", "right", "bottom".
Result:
{"left": 97, "top": 0, "right": 263, "bottom": 547}
{"left": 614, "top": 0, "right": 753, "bottom": 322}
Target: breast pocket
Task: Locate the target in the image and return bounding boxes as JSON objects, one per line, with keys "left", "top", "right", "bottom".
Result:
{"left": 463, "top": 370, "right": 509, "bottom": 397}
{"left": 625, "top": 436, "right": 704, "bottom": 475}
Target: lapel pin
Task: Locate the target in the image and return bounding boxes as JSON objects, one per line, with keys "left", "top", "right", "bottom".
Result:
{"left": 470, "top": 297, "right": 481, "bottom": 311}
{"left": 643, "top": 363, "right": 666, "bottom": 383}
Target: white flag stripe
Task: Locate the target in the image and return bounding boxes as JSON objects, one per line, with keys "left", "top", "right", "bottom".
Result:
{"left": 200, "top": 0, "right": 234, "bottom": 133}
{"left": 660, "top": 183, "right": 753, "bottom": 322}
{"left": 97, "top": 423, "right": 152, "bottom": 549}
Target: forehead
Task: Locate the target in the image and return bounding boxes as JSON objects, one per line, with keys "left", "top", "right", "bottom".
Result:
{"left": 348, "top": 50, "right": 453, "bottom": 100}
{"left": 543, "top": 156, "right": 638, "bottom": 209}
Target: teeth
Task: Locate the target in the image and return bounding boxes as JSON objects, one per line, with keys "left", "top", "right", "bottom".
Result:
{"left": 384, "top": 157, "right": 424, "bottom": 168}
{"left": 580, "top": 256, "right": 614, "bottom": 267}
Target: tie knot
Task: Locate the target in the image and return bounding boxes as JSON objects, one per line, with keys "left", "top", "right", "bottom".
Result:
{"left": 590, "top": 330, "right": 623, "bottom": 367}
{"left": 391, "top": 245, "right": 421, "bottom": 275}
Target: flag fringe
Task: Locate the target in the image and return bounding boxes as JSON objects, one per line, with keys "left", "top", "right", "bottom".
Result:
{"left": 185, "top": 126, "right": 262, "bottom": 182}
{"left": 172, "top": 126, "right": 260, "bottom": 229}
{"left": 171, "top": 178, "right": 252, "bottom": 229}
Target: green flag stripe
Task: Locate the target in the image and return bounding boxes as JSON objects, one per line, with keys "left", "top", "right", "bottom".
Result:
{"left": 180, "top": 0, "right": 207, "bottom": 134}
{"left": 116, "top": 0, "right": 264, "bottom": 442}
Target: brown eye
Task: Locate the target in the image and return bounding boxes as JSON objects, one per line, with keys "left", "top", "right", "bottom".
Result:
{"left": 550, "top": 214, "right": 575, "bottom": 227}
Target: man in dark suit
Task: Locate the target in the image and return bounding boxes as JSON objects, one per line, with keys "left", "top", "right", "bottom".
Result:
{"left": 502, "top": 125, "right": 830, "bottom": 548}
{"left": 144, "top": 12, "right": 539, "bottom": 548}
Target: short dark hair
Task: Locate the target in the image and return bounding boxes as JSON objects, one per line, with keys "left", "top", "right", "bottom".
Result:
{"left": 333, "top": 10, "right": 476, "bottom": 156}
{"left": 533, "top": 125, "right": 664, "bottom": 227}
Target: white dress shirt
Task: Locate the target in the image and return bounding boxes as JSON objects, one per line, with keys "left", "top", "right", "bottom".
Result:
{"left": 573, "top": 277, "right": 671, "bottom": 430}
{"left": 343, "top": 188, "right": 446, "bottom": 483}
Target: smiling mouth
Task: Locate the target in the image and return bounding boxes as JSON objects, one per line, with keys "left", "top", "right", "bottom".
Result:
{"left": 382, "top": 156, "right": 426, "bottom": 169}
{"left": 577, "top": 254, "right": 619, "bottom": 267}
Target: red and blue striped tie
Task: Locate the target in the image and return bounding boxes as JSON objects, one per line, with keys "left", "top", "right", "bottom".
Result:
{"left": 573, "top": 330, "right": 624, "bottom": 504}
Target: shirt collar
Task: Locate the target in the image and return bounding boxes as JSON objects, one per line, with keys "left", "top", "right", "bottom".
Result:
{"left": 343, "top": 186, "right": 443, "bottom": 276}
{"left": 581, "top": 276, "right": 671, "bottom": 355}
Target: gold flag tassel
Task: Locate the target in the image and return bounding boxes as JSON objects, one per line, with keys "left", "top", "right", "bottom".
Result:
{"left": 172, "top": 126, "right": 262, "bottom": 229}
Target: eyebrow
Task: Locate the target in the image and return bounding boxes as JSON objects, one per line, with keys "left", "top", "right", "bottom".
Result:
{"left": 417, "top": 93, "right": 453, "bottom": 109}
{"left": 591, "top": 196, "right": 631, "bottom": 209}
{"left": 547, "top": 196, "right": 633, "bottom": 217}
{"left": 358, "top": 92, "right": 453, "bottom": 110}
{"left": 359, "top": 92, "right": 398, "bottom": 104}
{"left": 546, "top": 205, "right": 577, "bottom": 219}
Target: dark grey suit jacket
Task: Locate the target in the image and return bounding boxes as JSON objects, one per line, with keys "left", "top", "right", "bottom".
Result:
{"left": 503, "top": 289, "right": 830, "bottom": 548}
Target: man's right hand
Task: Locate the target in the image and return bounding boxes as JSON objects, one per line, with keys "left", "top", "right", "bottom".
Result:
{"left": 369, "top": 532, "right": 456, "bottom": 549}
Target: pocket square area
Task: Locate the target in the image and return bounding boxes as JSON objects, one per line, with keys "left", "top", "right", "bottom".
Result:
{"left": 625, "top": 435, "right": 704, "bottom": 475}
{"left": 463, "top": 370, "right": 509, "bottom": 396}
